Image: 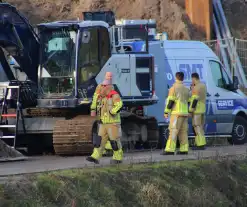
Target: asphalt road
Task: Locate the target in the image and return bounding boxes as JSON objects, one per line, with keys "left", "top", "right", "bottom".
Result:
{"left": 0, "top": 145, "right": 247, "bottom": 177}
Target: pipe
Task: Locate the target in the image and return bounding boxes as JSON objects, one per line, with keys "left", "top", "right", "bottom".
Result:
{"left": 214, "top": 5, "right": 241, "bottom": 79}
{"left": 213, "top": 14, "right": 230, "bottom": 74}
{"left": 214, "top": 0, "right": 247, "bottom": 87}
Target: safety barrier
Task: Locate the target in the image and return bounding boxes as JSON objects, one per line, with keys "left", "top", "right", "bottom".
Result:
{"left": 204, "top": 38, "right": 234, "bottom": 74}
{"left": 204, "top": 38, "right": 247, "bottom": 78}
{"left": 235, "top": 39, "right": 247, "bottom": 79}
{"left": 212, "top": 0, "right": 247, "bottom": 88}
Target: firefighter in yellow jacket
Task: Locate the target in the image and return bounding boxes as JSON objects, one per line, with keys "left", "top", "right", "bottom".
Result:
{"left": 163, "top": 72, "right": 190, "bottom": 155}
{"left": 189, "top": 72, "right": 207, "bottom": 150}
{"left": 87, "top": 73, "right": 123, "bottom": 164}
{"left": 90, "top": 72, "right": 114, "bottom": 156}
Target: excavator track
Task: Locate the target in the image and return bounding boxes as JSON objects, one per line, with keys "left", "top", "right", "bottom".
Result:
{"left": 53, "top": 115, "right": 96, "bottom": 155}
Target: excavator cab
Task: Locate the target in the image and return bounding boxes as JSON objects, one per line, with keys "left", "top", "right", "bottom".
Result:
{"left": 0, "top": 4, "right": 157, "bottom": 109}
{"left": 82, "top": 11, "right": 116, "bottom": 26}
{"left": 37, "top": 20, "right": 157, "bottom": 108}
{"left": 37, "top": 21, "right": 113, "bottom": 107}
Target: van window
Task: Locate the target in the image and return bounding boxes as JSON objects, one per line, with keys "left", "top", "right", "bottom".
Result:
{"left": 209, "top": 60, "right": 232, "bottom": 90}
{"left": 222, "top": 68, "right": 231, "bottom": 86}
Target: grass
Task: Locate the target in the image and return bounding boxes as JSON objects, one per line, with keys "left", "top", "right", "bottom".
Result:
{"left": 1, "top": 158, "right": 247, "bottom": 207}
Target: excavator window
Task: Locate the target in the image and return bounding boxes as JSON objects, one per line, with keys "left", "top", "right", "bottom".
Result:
{"left": 99, "top": 27, "right": 111, "bottom": 67}
{"left": 78, "top": 27, "right": 100, "bottom": 86}
{"left": 0, "top": 63, "right": 8, "bottom": 82}
{"left": 40, "top": 29, "right": 76, "bottom": 95}
{"left": 77, "top": 26, "right": 111, "bottom": 87}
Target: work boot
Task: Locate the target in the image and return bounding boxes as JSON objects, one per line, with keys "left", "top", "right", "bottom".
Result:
{"left": 86, "top": 156, "right": 99, "bottom": 164}
{"left": 176, "top": 151, "right": 188, "bottom": 155}
{"left": 192, "top": 146, "right": 206, "bottom": 151}
{"left": 110, "top": 160, "right": 122, "bottom": 164}
{"left": 161, "top": 151, "right": 175, "bottom": 155}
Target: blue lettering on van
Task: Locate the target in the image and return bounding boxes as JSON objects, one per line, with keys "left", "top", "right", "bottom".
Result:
{"left": 165, "top": 59, "right": 175, "bottom": 87}
{"left": 216, "top": 99, "right": 234, "bottom": 110}
{"left": 179, "top": 64, "right": 203, "bottom": 80}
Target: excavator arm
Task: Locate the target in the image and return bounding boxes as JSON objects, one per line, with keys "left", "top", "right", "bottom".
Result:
{"left": 0, "top": 3, "right": 40, "bottom": 83}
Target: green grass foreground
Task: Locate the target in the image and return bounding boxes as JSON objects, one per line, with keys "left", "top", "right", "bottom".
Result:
{"left": 1, "top": 158, "right": 247, "bottom": 207}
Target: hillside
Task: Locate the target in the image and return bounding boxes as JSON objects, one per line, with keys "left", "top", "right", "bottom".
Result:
{"left": 222, "top": 0, "right": 247, "bottom": 39}
{"left": 3, "top": 0, "right": 247, "bottom": 40}
{"left": 1, "top": 159, "right": 247, "bottom": 207}
{"left": 4, "top": 0, "right": 205, "bottom": 40}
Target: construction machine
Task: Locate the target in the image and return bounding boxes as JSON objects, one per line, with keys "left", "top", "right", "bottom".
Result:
{"left": 0, "top": 4, "right": 159, "bottom": 155}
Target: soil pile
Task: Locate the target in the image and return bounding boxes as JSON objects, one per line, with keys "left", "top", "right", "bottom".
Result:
{"left": 222, "top": 0, "right": 247, "bottom": 39}
{"left": 4, "top": 0, "right": 205, "bottom": 40}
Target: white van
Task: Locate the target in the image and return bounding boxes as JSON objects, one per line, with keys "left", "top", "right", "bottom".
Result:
{"left": 145, "top": 40, "right": 247, "bottom": 146}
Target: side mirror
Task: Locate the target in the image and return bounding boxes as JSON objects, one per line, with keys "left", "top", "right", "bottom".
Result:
{"left": 233, "top": 76, "right": 239, "bottom": 90}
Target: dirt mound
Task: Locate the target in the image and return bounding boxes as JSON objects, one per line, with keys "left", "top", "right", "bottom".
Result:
{"left": 222, "top": 0, "right": 247, "bottom": 39}
{"left": 0, "top": 140, "right": 26, "bottom": 161}
{"left": 4, "top": 0, "right": 205, "bottom": 40}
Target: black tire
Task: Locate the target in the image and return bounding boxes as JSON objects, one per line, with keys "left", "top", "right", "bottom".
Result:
{"left": 158, "top": 126, "right": 181, "bottom": 149}
{"left": 158, "top": 126, "right": 169, "bottom": 149}
{"left": 228, "top": 116, "right": 247, "bottom": 145}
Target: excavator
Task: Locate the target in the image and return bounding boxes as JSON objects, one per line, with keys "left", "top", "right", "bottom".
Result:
{"left": 0, "top": 3, "right": 159, "bottom": 157}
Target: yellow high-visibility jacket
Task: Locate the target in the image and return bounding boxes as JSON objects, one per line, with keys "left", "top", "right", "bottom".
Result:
{"left": 99, "top": 90, "right": 123, "bottom": 124}
{"left": 189, "top": 81, "right": 206, "bottom": 114}
{"left": 90, "top": 84, "right": 122, "bottom": 124}
{"left": 90, "top": 84, "right": 114, "bottom": 115}
{"left": 164, "top": 80, "right": 190, "bottom": 116}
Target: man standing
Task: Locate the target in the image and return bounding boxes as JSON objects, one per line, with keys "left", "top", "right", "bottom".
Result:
{"left": 87, "top": 73, "right": 124, "bottom": 164}
{"left": 163, "top": 72, "right": 190, "bottom": 155}
{"left": 90, "top": 72, "right": 114, "bottom": 156}
{"left": 189, "top": 72, "right": 207, "bottom": 150}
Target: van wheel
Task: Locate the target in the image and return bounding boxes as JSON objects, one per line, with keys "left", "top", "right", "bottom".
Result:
{"left": 159, "top": 126, "right": 169, "bottom": 149}
{"left": 228, "top": 116, "right": 247, "bottom": 145}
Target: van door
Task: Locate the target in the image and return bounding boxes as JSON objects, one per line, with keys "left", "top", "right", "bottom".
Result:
{"left": 145, "top": 43, "right": 167, "bottom": 124}
{"left": 175, "top": 59, "right": 217, "bottom": 135}
{"left": 208, "top": 60, "right": 235, "bottom": 135}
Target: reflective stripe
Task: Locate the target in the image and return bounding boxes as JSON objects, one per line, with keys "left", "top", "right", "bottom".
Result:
{"left": 195, "top": 135, "right": 206, "bottom": 146}
{"left": 171, "top": 101, "right": 188, "bottom": 115}
{"left": 165, "top": 138, "right": 176, "bottom": 152}
{"left": 164, "top": 81, "right": 189, "bottom": 115}
{"left": 105, "top": 141, "right": 112, "bottom": 150}
{"left": 101, "top": 93, "right": 123, "bottom": 124}
{"left": 91, "top": 148, "right": 102, "bottom": 160}
{"left": 179, "top": 143, "right": 188, "bottom": 152}
{"left": 112, "top": 149, "right": 123, "bottom": 161}
{"left": 164, "top": 96, "right": 176, "bottom": 113}
{"left": 91, "top": 85, "right": 102, "bottom": 111}
{"left": 189, "top": 81, "right": 206, "bottom": 114}
{"left": 111, "top": 99, "right": 123, "bottom": 114}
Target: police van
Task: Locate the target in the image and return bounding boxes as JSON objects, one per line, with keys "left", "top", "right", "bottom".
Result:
{"left": 144, "top": 40, "right": 247, "bottom": 146}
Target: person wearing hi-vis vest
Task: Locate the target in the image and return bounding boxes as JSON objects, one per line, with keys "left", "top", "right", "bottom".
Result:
{"left": 87, "top": 72, "right": 124, "bottom": 164}
{"left": 189, "top": 72, "right": 207, "bottom": 150}
{"left": 163, "top": 72, "right": 190, "bottom": 155}
{"left": 90, "top": 72, "right": 114, "bottom": 156}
